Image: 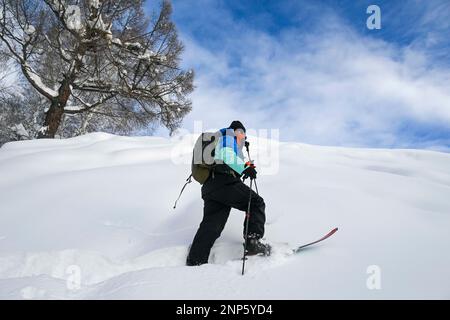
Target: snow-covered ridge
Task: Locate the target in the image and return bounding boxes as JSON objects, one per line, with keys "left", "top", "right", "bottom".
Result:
{"left": 0, "top": 132, "right": 449, "bottom": 299}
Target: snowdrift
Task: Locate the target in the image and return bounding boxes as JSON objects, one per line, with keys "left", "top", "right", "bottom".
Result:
{"left": 0, "top": 132, "right": 449, "bottom": 299}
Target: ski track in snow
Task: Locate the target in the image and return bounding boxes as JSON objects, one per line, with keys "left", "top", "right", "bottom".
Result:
{"left": 0, "top": 132, "right": 449, "bottom": 299}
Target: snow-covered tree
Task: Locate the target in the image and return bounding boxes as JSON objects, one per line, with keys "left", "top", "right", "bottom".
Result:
{"left": 0, "top": 88, "right": 45, "bottom": 145}
{"left": 0, "top": 0, "right": 194, "bottom": 138}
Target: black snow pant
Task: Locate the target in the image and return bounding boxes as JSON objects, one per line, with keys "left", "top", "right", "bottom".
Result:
{"left": 186, "top": 178, "right": 266, "bottom": 266}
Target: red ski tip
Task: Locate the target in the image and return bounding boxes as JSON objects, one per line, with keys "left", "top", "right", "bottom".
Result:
{"left": 327, "top": 227, "right": 338, "bottom": 236}
{"left": 294, "top": 227, "right": 339, "bottom": 252}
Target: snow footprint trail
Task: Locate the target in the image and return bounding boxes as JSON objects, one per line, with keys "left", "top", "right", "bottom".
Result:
{"left": 0, "top": 234, "right": 298, "bottom": 293}
{"left": 0, "top": 244, "right": 295, "bottom": 299}
{"left": 0, "top": 246, "right": 190, "bottom": 286}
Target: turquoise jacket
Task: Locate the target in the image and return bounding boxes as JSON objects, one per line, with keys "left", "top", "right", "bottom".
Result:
{"left": 214, "top": 128, "right": 246, "bottom": 175}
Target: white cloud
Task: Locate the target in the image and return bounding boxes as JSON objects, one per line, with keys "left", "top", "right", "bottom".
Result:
{"left": 171, "top": 2, "right": 450, "bottom": 150}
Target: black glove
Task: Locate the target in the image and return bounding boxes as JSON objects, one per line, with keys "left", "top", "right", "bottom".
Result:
{"left": 242, "top": 165, "right": 257, "bottom": 180}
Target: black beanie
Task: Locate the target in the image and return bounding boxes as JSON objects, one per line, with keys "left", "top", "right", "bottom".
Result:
{"left": 228, "top": 120, "right": 246, "bottom": 133}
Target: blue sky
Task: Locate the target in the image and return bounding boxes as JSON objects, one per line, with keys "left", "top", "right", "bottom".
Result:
{"left": 148, "top": 0, "right": 450, "bottom": 151}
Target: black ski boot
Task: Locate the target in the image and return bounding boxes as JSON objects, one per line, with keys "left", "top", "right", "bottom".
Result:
{"left": 245, "top": 238, "right": 271, "bottom": 256}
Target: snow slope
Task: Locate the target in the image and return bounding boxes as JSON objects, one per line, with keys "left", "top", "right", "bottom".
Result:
{"left": 0, "top": 132, "right": 449, "bottom": 299}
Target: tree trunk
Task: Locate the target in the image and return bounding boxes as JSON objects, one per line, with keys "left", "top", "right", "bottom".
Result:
{"left": 37, "top": 79, "right": 72, "bottom": 139}
{"left": 37, "top": 100, "right": 64, "bottom": 138}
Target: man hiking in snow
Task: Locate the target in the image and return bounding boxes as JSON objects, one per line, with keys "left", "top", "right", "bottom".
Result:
{"left": 186, "top": 121, "right": 270, "bottom": 266}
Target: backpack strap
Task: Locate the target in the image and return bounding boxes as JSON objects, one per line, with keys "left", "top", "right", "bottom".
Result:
{"left": 173, "top": 173, "right": 192, "bottom": 209}
{"left": 221, "top": 128, "right": 238, "bottom": 154}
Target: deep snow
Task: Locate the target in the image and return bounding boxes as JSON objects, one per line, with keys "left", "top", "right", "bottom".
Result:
{"left": 0, "top": 132, "right": 449, "bottom": 299}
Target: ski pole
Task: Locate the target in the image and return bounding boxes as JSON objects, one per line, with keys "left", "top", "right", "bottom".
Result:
{"left": 253, "top": 175, "right": 259, "bottom": 195}
{"left": 241, "top": 177, "right": 253, "bottom": 275}
{"left": 245, "top": 141, "right": 259, "bottom": 195}
{"left": 173, "top": 174, "right": 192, "bottom": 209}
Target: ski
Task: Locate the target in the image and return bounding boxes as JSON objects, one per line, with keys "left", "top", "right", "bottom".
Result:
{"left": 231, "top": 227, "right": 338, "bottom": 262}
{"left": 292, "top": 227, "right": 338, "bottom": 254}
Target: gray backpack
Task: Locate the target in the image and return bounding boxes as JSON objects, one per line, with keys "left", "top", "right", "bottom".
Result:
{"left": 173, "top": 132, "right": 220, "bottom": 209}
{"left": 191, "top": 132, "right": 220, "bottom": 184}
